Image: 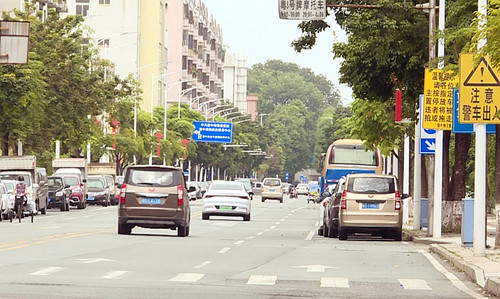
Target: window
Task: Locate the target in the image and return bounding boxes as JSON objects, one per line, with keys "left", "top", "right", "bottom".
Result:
{"left": 99, "top": 0, "right": 110, "bottom": 4}
{"left": 348, "top": 177, "right": 395, "bottom": 194}
{"left": 98, "top": 39, "right": 110, "bottom": 47}
{"left": 182, "top": 56, "right": 188, "bottom": 70}
{"left": 76, "top": 0, "right": 89, "bottom": 16}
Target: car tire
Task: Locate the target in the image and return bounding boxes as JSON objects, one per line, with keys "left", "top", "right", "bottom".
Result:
{"left": 243, "top": 214, "right": 250, "bottom": 221}
{"left": 393, "top": 229, "right": 402, "bottom": 241}
{"left": 177, "top": 225, "right": 188, "bottom": 237}
{"left": 60, "top": 202, "right": 66, "bottom": 211}
{"left": 338, "top": 229, "right": 348, "bottom": 240}
{"left": 118, "top": 222, "right": 132, "bottom": 235}
{"left": 328, "top": 226, "right": 338, "bottom": 238}
{"left": 41, "top": 202, "right": 46, "bottom": 215}
{"left": 202, "top": 213, "right": 209, "bottom": 220}
{"left": 318, "top": 227, "right": 324, "bottom": 236}
{"left": 323, "top": 224, "right": 329, "bottom": 238}
{"left": 77, "top": 201, "right": 83, "bottom": 209}
{"left": 261, "top": 197, "right": 266, "bottom": 202}
{"left": 279, "top": 198, "right": 283, "bottom": 203}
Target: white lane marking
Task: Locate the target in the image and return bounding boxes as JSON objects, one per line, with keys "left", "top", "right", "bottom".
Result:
{"left": 321, "top": 277, "right": 350, "bottom": 288}
{"left": 64, "top": 218, "right": 76, "bottom": 221}
{"left": 398, "top": 279, "right": 432, "bottom": 290}
{"left": 47, "top": 226, "right": 60, "bottom": 229}
{"left": 287, "top": 214, "right": 292, "bottom": 216}
{"left": 264, "top": 229, "right": 271, "bottom": 232}
{"left": 234, "top": 240, "right": 244, "bottom": 245}
{"left": 401, "top": 241, "right": 409, "bottom": 245}
{"left": 168, "top": 273, "right": 205, "bottom": 282}
{"left": 102, "top": 212, "right": 111, "bottom": 215}
{"left": 270, "top": 225, "right": 276, "bottom": 229}
{"left": 75, "top": 258, "right": 114, "bottom": 264}
{"left": 218, "top": 247, "right": 231, "bottom": 254}
{"left": 418, "top": 249, "right": 486, "bottom": 298}
{"left": 256, "top": 232, "right": 263, "bottom": 236}
{"left": 305, "top": 231, "right": 314, "bottom": 241}
{"left": 101, "top": 271, "right": 128, "bottom": 279}
{"left": 193, "top": 261, "right": 212, "bottom": 269}
{"left": 29, "top": 267, "right": 64, "bottom": 276}
{"left": 246, "top": 275, "right": 277, "bottom": 285}
{"left": 315, "top": 221, "right": 319, "bottom": 226}
{"left": 285, "top": 216, "right": 289, "bottom": 219}
{"left": 275, "top": 222, "right": 281, "bottom": 225}
{"left": 84, "top": 215, "right": 93, "bottom": 218}
{"left": 280, "top": 218, "right": 285, "bottom": 222}
{"left": 245, "top": 236, "right": 255, "bottom": 240}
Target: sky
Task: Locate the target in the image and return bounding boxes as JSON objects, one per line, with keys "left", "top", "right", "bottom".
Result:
{"left": 202, "top": 0, "right": 353, "bottom": 106}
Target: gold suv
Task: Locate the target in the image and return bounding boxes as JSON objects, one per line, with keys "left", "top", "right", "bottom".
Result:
{"left": 261, "top": 178, "right": 283, "bottom": 203}
{"left": 338, "top": 174, "right": 407, "bottom": 241}
{"left": 117, "top": 166, "right": 195, "bottom": 237}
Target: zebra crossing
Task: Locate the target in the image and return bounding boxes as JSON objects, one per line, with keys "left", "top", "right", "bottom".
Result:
{"left": 23, "top": 266, "right": 436, "bottom": 291}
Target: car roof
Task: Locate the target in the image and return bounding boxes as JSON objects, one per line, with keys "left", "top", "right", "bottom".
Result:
{"left": 126, "top": 165, "right": 181, "bottom": 171}
{"left": 346, "top": 173, "right": 396, "bottom": 179}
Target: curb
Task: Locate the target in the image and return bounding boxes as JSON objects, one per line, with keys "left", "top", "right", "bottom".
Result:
{"left": 429, "top": 244, "right": 500, "bottom": 298}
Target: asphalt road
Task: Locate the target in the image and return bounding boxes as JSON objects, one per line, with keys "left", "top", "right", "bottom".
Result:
{"left": 0, "top": 194, "right": 490, "bottom": 299}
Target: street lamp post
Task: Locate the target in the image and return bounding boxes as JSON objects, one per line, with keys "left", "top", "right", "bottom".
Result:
{"left": 259, "top": 113, "right": 270, "bottom": 126}
{"left": 178, "top": 86, "right": 198, "bottom": 118}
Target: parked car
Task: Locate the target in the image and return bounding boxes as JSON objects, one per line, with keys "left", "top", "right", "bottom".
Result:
{"left": 86, "top": 176, "right": 110, "bottom": 207}
{"left": 235, "top": 178, "right": 254, "bottom": 200}
{"left": 118, "top": 165, "right": 195, "bottom": 237}
{"left": 296, "top": 183, "right": 309, "bottom": 195}
{"left": 47, "top": 176, "right": 71, "bottom": 211}
{"left": 186, "top": 181, "right": 202, "bottom": 201}
{"left": 281, "top": 183, "right": 291, "bottom": 195}
{"left": 261, "top": 177, "right": 283, "bottom": 203}
{"left": 321, "top": 176, "right": 346, "bottom": 238}
{"left": 337, "top": 174, "right": 408, "bottom": 241}
{"left": 202, "top": 180, "right": 251, "bottom": 221}
{"left": 58, "top": 175, "right": 86, "bottom": 209}
{"left": 103, "top": 174, "right": 118, "bottom": 205}
{"left": 0, "top": 180, "right": 16, "bottom": 220}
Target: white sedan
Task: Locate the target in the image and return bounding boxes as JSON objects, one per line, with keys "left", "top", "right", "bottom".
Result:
{"left": 202, "top": 181, "right": 251, "bottom": 221}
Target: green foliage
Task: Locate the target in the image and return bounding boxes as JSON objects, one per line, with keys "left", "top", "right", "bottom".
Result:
{"left": 469, "top": 0, "right": 500, "bottom": 68}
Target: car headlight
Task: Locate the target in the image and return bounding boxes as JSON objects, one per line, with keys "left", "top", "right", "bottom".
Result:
{"left": 95, "top": 191, "right": 106, "bottom": 197}
{"left": 56, "top": 191, "right": 64, "bottom": 196}
{"left": 72, "top": 188, "right": 82, "bottom": 194}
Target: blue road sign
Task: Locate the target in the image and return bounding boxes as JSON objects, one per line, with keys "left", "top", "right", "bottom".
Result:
{"left": 192, "top": 121, "right": 233, "bottom": 143}
{"left": 452, "top": 88, "right": 496, "bottom": 134}
{"left": 420, "top": 95, "right": 436, "bottom": 155}
{"left": 285, "top": 172, "right": 290, "bottom": 182}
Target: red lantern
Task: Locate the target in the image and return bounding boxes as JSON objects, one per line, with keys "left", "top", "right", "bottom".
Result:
{"left": 395, "top": 89, "right": 402, "bottom": 122}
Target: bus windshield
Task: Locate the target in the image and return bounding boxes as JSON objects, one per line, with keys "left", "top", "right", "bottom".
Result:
{"left": 330, "top": 145, "right": 377, "bottom": 166}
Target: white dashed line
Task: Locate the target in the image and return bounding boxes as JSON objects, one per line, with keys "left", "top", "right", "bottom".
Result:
{"left": 245, "top": 236, "right": 255, "bottom": 240}
{"left": 305, "top": 231, "right": 314, "bottom": 241}
{"left": 168, "top": 273, "right": 205, "bottom": 282}
{"left": 256, "top": 232, "right": 263, "bottom": 235}
{"left": 218, "top": 247, "right": 231, "bottom": 254}
{"left": 280, "top": 218, "right": 285, "bottom": 222}
{"left": 234, "top": 240, "right": 244, "bottom": 245}
{"left": 246, "top": 275, "right": 277, "bottom": 285}
{"left": 321, "top": 277, "right": 350, "bottom": 288}
{"left": 315, "top": 221, "right": 319, "bottom": 226}
{"left": 29, "top": 267, "right": 64, "bottom": 276}
{"left": 193, "top": 261, "right": 212, "bottom": 269}
{"left": 398, "top": 279, "right": 432, "bottom": 290}
{"left": 275, "top": 222, "right": 281, "bottom": 225}
{"left": 270, "top": 225, "right": 276, "bottom": 229}
{"left": 101, "top": 271, "right": 128, "bottom": 279}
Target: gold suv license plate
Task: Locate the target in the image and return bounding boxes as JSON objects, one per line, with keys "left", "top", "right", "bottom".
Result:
{"left": 362, "top": 203, "right": 379, "bottom": 209}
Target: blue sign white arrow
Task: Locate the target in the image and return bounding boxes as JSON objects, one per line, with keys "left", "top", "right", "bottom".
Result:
{"left": 192, "top": 121, "right": 233, "bottom": 143}
{"left": 420, "top": 95, "right": 435, "bottom": 155}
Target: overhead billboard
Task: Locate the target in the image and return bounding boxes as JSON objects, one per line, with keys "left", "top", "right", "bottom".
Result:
{"left": 192, "top": 121, "right": 233, "bottom": 143}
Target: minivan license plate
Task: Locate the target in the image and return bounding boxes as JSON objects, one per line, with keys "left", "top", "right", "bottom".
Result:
{"left": 142, "top": 198, "right": 161, "bottom": 205}
{"left": 219, "top": 206, "right": 232, "bottom": 210}
{"left": 362, "top": 203, "right": 379, "bottom": 209}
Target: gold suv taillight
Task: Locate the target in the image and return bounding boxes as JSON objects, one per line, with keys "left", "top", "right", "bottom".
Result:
{"left": 340, "top": 190, "right": 347, "bottom": 209}
{"left": 119, "top": 183, "right": 127, "bottom": 204}
{"left": 395, "top": 191, "right": 401, "bottom": 210}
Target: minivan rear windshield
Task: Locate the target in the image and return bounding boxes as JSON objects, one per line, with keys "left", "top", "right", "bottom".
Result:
{"left": 347, "top": 177, "right": 395, "bottom": 194}
{"left": 264, "top": 179, "right": 281, "bottom": 186}
{"left": 126, "top": 169, "right": 179, "bottom": 187}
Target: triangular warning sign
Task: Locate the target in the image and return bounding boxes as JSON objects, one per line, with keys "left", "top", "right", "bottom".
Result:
{"left": 463, "top": 57, "right": 500, "bottom": 86}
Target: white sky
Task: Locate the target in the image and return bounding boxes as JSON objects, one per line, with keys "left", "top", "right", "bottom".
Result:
{"left": 202, "top": 0, "right": 353, "bottom": 106}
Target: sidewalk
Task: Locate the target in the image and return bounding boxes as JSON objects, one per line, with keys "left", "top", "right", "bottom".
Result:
{"left": 404, "top": 215, "right": 500, "bottom": 297}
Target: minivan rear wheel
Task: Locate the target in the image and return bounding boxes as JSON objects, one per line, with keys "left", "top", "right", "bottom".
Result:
{"left": 393, "top": 229, "right": 402, "bottom": 241}
{"left": 338, "top": 230, "right": 348, "bottom": 240}
{"left": 118, "top": 222, "right": 131, "bottom": 235}
{"left": 177, "top": 225, "right": 189, "bottom": 237}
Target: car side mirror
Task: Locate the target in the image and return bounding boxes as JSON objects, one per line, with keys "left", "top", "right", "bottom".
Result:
{"left": 335, "top": 192, "right": 342, "bottom": 200}
{"left": 188, "top": 186, "right": 196, "bottom": 192}
{"left": 402, "top": 194, "right": 410, "bottom": 199}
{"left": 116, "top": 184, "right": 122, "bottom": 189}
{"left": 249, "top": 191, "right": 254, "bottom": 195}
{"left": 64, "top": 185, "right": 71, "bottom": 189}
{"left": 322, "top": 191, "right": 331, "bottom": 198}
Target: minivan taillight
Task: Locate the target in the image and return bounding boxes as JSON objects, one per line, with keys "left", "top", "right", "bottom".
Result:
{"left": 341, "top": 190, "right": 347, "bottom": 209}
{"left": 119, "top": 183, "right": 127, "bottom": 204}
{"left": 395, "top": 191, "right": 401, "bottom": 210}
{"left": 177, "top": 184, "right": 184, "bottom": 206}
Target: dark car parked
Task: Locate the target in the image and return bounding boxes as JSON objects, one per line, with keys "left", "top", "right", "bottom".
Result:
{"left": 322, "top": 176, "right": 347, "bottom": 238}
{"left": 47, "top": 176, "right": 71, "bottom": 211}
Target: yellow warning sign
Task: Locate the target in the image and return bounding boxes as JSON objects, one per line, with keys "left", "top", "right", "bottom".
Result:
{"left": 423, "top": 69, "right": 458, "bottom": 130}
{"left": 459, "top": 54, "right": 500, "bottom": 123}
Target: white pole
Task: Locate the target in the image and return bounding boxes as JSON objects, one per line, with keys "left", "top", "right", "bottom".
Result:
{"left": 149, "top": 72, "right": 154, "bottom": 166}
{"left": 178, "top": 85, "right": 181, "bottom": 119}
{"left": 403, "top": 136, "right": 410, "bottom": 224}
{"left": 473, "top": 0, "right": 487, "bottom": 258}
{"left": 188, "top": 160, "right": 191, "bottom": 182}
{"left": 17, "top": 140, "right": 22, "bottom": 156}
{"left": 413, "top": 114, "right": 422, "bottom": 230}
{"left": 55, "top": 140, "right": 60, "bottom": 159}
{"left": 432, "top": 0, "right": 446, "bottom": 239}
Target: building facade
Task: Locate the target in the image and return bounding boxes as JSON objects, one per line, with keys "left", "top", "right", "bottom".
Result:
{"left": 224, "top": 53, "right": 248, "bottom": 113}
